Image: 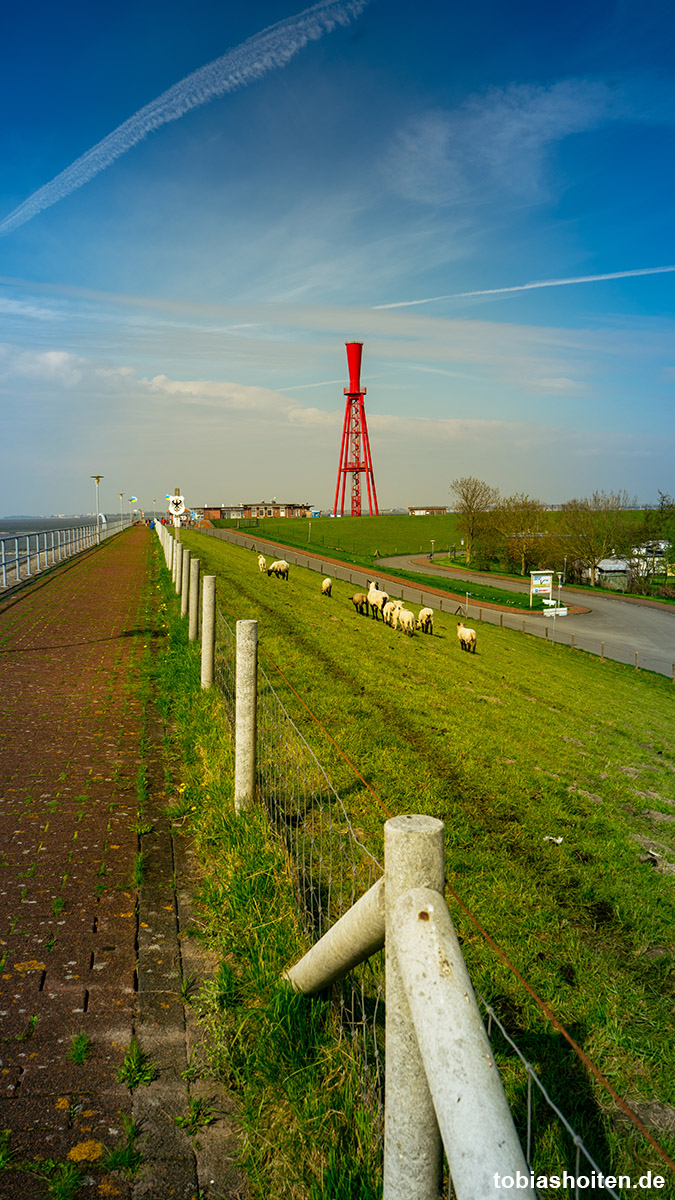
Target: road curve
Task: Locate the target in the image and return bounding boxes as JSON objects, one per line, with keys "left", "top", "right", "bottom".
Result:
{"left": 377, "top": 555, "right": 675, "bottom": 679}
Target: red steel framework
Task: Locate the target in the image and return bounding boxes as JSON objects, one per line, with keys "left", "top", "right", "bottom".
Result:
{"left": 333, "top": 341, "right": 379, "bottom": 517}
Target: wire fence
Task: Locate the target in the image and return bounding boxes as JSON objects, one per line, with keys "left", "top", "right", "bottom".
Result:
{"left": 202, "top": 568, "right": 672, "bottom": 1197}
{"left": 203, "top": 527, "right": 675, "bottom": 681}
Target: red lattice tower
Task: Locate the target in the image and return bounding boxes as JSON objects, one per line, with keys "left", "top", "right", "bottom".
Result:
{"left": 333, "top": 342, "right": 379, "bottom": 518}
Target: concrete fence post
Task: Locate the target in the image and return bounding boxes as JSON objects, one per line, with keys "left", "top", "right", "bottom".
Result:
{"left": 174, "top": 542, "right": 184, "bottom": 596}
{"left": 391, "top": 887, "right": 537, "bottom": 1198}
{"left": 383, "top": 814, "right": 445, "bottom": 1200}
{"left": 601, "top": 641, "right": 605, "bottom": 660}
{"left": 181, "top": 548, "right": 191, "bottom": 618}
{"left": 201, "top": 576, "right": 216, "bottom": 690}
{"left": 234, "top": 620, "right": 258, "bottom": 813}
{"left": 169, "top": 536, "right": 175, "bottom": 578}
{"left": 189, "top": 558, "right": 200, "bottom": 642}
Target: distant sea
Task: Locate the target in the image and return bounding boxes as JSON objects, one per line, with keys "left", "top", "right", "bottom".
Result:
{"left": 0, "top": 515, "right": 118, "bottom": 539}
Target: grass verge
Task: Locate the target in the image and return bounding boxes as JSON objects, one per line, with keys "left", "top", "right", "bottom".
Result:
{"left": 151, "top": 548, "right": 382, "bottom": 1199}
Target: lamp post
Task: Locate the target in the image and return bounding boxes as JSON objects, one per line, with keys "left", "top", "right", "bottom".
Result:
{"left": 430, "top": 539, "right": 435, "bottom": 561}
{"left": 119, "top": 493, "right": 124, "bottom": 531}
{"left": 91, "top": 475, "right": 103, "bottom": 544}
{"left": 465, "top": 591, "right": 471, "bottom": 617}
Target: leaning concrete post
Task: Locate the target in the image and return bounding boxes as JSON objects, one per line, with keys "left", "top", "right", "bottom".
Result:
{"left": 181, "top": 548, "right": 191, "bottom": 618}
{"left": 383, "top": 814, "right": 444, "bottom": 1200}
{"left": 174, "top": 542, "right": 183, "bottom": 595}
{"left": 201, "top": 576, "right": 216, "bottom": 690}
{"left": 285, "top": 877, "right": 385, "bottom": 994}
{"left": 188, "top": 558, "right": 200, "bottom": 643}
{"left": 234, "top": 620, "right": 258, "bottom": 812}
{"left": 391, "top": 887, "right": 536, "bottom": 1198}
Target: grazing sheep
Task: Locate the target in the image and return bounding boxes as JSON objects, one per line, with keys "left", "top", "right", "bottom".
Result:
{"left": 367, "top": 580, "right": 389, "bottom": 621}
{"left": 321, "top": 577, "right": 332, "bottom": 597}
{"left": 257, "top": 554, "right": 267, "bottom": 572}
{"left": 457, "top": 621, "right": 477, "bottom": 653}
{"left": 351, "top": 592, "right": 368, "bottom": 615}
{"left": 416, "top": 607, "right": 434, "bottom": 635}
{"left": 267, "top": 559, "right": 290, "bottom": 580}
{"left": 398, "top": 608, "right": 416, "bottom": 636}
{"left": 383, "top": 599, "right": 403, "bottom": 627}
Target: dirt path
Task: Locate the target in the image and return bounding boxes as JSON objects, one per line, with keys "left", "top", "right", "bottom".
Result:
{"left": 0, "top": 528, "right": 244, "bottom": 1199}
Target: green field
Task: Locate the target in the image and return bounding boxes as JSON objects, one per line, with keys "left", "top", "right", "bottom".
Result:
{"left": 176, "top": 528, "right": 675, "bottom": 1189}
{"left": 212, "top": 512, "right": 462, "bottom": 560}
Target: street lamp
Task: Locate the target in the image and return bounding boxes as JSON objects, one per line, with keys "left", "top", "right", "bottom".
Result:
{"left": 119, "top": 493, "right": 124, "bottom": 531}
{"left": 430, "top": 539, "right": 435, "bottom": 560}
{"left": 91, "top": 475, "right": 103, "bottom": 545}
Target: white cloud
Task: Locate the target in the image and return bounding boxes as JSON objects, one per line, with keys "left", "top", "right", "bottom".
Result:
{"left": 382, "top": 80, "right": 613, "bottom": 208}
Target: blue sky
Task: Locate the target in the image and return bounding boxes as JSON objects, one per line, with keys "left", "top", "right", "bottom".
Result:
{"left": 1, "top": 0, "right": 674, "bottom": 515}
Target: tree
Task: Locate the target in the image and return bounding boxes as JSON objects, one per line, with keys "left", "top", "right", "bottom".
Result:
{"left": 557, "top": 490, "right": 636, "bottom": 587}
{"left": 491, "top": 493, "right": 547, "bottom": 576}
{"left": 450, "top": 477, "right": 499, "bottom": 564}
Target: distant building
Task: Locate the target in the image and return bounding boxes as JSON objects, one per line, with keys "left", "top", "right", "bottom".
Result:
{"left": 204, "top": 502, "right": 312, "bottom": 520}
{"left": 407, "top": 505, "right": 448, "bottom": 516}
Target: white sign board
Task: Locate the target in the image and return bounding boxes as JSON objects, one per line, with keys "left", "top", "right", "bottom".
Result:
{"left": 168, "top": 495, "right": 185, "bottom": 517}
{"left": 530, "top": 570, "right": 553, "bottom": 607}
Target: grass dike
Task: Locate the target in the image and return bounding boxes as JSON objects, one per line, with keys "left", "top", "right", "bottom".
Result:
{"left": 161, "top": 530, "right": 675, "bottom": 1194}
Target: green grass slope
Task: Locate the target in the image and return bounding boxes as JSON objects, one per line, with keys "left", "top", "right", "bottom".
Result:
{"left": 180, "top": 528, "right": 675, "bottom": 1185}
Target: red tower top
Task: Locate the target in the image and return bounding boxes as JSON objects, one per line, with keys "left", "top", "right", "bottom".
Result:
{"left": 345, "top": 341, "right": 366, "bottom": 396}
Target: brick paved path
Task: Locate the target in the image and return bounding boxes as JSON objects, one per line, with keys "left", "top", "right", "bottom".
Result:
{"left": 0, "top": 528, "right": 244, "bottom": 1199}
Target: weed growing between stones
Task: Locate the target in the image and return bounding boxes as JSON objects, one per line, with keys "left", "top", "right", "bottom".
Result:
{"left": 116, "top": 1035, "right": 159, "bottom": 1089}
{"left": 67, "top": 1031, "right": 93, "bottom": 1064}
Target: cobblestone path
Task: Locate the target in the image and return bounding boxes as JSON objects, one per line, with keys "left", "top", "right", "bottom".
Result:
{"left": 0, "top": 527, "right": 244, "bottom": 1200}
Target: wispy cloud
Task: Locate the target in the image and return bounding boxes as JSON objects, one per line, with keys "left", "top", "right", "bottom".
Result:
{"left": 374, "top": 265, "right": 675, "bottom": 309}
{"left": 0, "top": 0, "right": 368, "bottom": 237}
{"left": 381, "top": 80, "right": 613, "bottom": 208}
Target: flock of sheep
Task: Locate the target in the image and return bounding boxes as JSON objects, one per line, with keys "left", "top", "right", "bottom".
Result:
{"left": 257, "top": 552, "right": 477, "bottom": 653}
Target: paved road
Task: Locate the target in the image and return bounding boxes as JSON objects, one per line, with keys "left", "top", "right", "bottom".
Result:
{"left": 378, "top": 555, "right": 675, "bottom": 677}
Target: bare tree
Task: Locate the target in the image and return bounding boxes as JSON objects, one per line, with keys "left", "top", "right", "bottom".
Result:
{"left": 557, "top": 491, "right": 635, "bottom": 586}
{"left": 450, "top": 477, "right": 499, "bottom": 564}
{"left": 492, "top": 493, "right": 547, "bottom": 576}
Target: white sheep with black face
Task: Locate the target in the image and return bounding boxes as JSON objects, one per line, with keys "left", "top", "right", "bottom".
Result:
{"left": 383, "top": 600, "right": 403, "bottom": 627}
{"left": 267, "top": 559, "right": 290, "bottom": 580}
{"left": 321, "top": 577, "right": 332, "bottom": 596}
{"left": 397, "top": 608, "right": 416, "bottom": 636}
{"left": 367, "top": 580, "right": 389, "bottom": 620}
{"left": 416, "top": 607, "right": 434, "bottom": 634}
{"left": 457, "top": 621, "right": 477, "bottom": 653}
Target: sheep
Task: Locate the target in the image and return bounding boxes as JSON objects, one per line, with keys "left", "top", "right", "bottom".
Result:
{"left": 267, "top": 559, "right": 290, "bottom": 580}
{"left": 321, "top": 577, "right": 332, "bottom": 597}
{"left": 457, "top": 621, "right": 477, "bottom": 653}
{"left": 383, "top": 599, "right": 404, "bottom": 627}
{"left": 351, "top": 592, "right": 368, "bottom": 615}
{"left": 367, "top": 580, "right": 389, "bottom": 621}
{"left": 416, "top": 607, "right": 434, "bottom": 635}
{"left": 257, "top": 554, "right": 267, "bottom": 572}
{"left": 398, "top": 608, "right": 416, "bottom": 636}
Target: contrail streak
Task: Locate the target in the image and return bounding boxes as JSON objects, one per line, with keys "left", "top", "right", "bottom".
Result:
{"left": 373, "top": 265, "right": 675, "bottom": 309}
{"left": 0, "top": 0, "right": 368, "bottom": 237}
